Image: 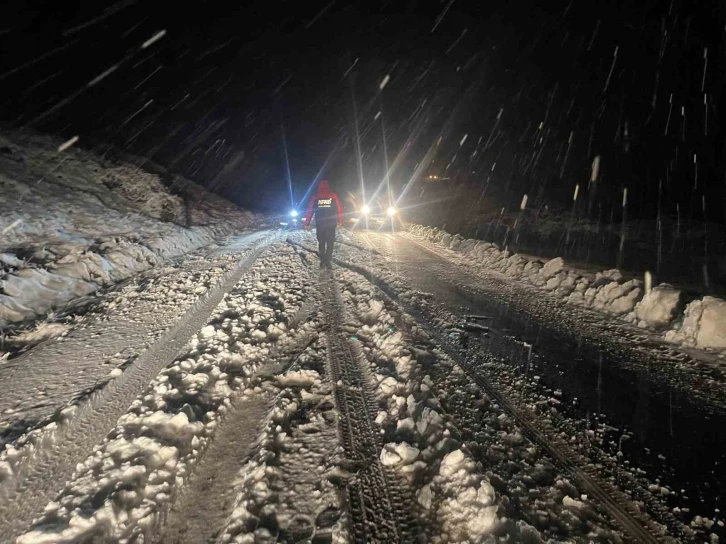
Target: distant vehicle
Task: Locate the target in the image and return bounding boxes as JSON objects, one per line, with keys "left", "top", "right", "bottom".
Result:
{"left": 280, "top": 208, "right": 302, "bottom": 230}
{"left": 349, "top": 195, "right": 400, "bottom": 230}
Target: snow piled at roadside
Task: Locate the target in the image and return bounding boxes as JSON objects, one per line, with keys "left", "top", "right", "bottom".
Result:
{"left": 408, "top": 224, "right": 726, "bottom": 354}
{"left": 0, "top": 131, "right": 264, "bottom": 327}
{"left": 15, "top": 246, "right": 308, "bottom": 543}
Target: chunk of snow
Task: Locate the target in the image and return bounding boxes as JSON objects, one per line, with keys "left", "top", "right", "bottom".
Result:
{"left": 440, "top": 449, "right": 465, "bottom": 475}
{"left": 120, "top": 411, "right": 202, "bottom": 445}
{"left": 597, "top": 268, "right": 623, "bottom": 282}
{"left": 417, "top": 484, "right": 433, "bottom": 509}
{"left": 563, "top": 496, "right": 585, "bottom": 509}
{"left": 541, "top": 257, "right": 564, "bottom": 279}
{"left": 608, "top": 286, "right": 642, "bottom": 315}
{"left": 394, "top": 442, "right": 420, "bottom": 464}
{"left": 276, "top": 369, "right": 319, "bottom": 388}
{"left": 7, "top": 323, "right": 68, "bottom": 346}
{"left": 380, "top": 442, "right": 419, "bottom": 466}
{"left": 379, "top": 376, "right": 399, "bottom": 397}
{"left": 250, "top": 329, "right": 267, "bottom": 341}
{"left": 635, "top": 284, "right": 682, "bottom": 328}
{"left": 380, "top": 448, "right": 402, "bottom": 466}
{"left": 0, "top": 460, "right": 13, "bottom": 480}
{"left": 199, "top": 325, "right": 216, "bottom": 339}
{"left": 362, "top": 299, "right": 384, "bottom": 325}
{"left": 397, "top": 417, "right": 415, "bottom": 433}
{"left": 695, "top": 297, "right": 726, "bottom": 349}
{"left": 676, "top": 296, "right": 726, "bottom": 350}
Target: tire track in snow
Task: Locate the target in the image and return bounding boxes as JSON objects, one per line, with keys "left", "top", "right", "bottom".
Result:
{"left": 156, "top": 330, "right": 319, "bottom": 544}
{"left": 398, "top": 231, "right": 726, "bottom": 415}
{"left": 0, "top": 234, "right": 277, "bottom": 542}
{"left": 366, "top": 231, "right": 691, "bottom": 540}
{"left": 156, "top": 394, "right": 273, "bottom": 544}
{"left": 316, "top": 267, "right": 421, "bottom": 543}
{"left": 0, "top": 230, "right": 272, "bottom": 443}
{"left": 297, "top": 235, "right": 676, "bottom": 543}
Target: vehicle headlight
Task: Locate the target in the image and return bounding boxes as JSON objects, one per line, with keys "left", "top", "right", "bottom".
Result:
{"left": 361, "top": 204, "right": 370, "bottom": 215}
{"left": 289, "top": 210, "right": 298, "bottom": 218}
{"left": 387, "top": 206, "right": 397, "bottom": 216}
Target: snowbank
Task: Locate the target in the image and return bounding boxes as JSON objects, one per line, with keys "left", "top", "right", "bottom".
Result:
{"left": 636, "top": 284, "right": 683, "bottom": 328}
{"left": 0, "top": 131, "right": 265, "bottom": 327}
{"left": 407, "top": 224, "right": 726, "bottom": 355}
{"left": 666, "top": 296, "right": 726, "bottom": 350}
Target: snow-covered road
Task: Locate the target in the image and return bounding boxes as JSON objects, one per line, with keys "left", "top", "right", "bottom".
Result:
{"left": 0, "top": 231, "right": 271, "bottom": 440}
{"left": 0, "top": 231, "right": 277, "bottom": 541}
{"left": 0, "top": 228, "right": 723, "bottom": 542}
{"left": 337, "top": 229, "right": 725, "bottom": 541}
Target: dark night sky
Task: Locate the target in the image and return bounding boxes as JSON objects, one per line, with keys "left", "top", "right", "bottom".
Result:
{"left": 1, "top": 0, "right": 725, "bottom": 222}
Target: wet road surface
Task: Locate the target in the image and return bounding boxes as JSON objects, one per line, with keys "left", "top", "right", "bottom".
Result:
{"left": 357, "top": 230, "right": 726, "bottom": 526}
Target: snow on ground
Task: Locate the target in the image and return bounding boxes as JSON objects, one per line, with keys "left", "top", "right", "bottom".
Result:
{"left": 340, "top": 230, "right": 726, "bottom": 540}
{"left": 14, "top": 244, "right": 312, "bottom": 543}
{"left": 332, "top": 264, "right": 626, "bottom": 542}
{"left": 392, "top": 226, "right": 726, "bottom": 415}
{"left": 0, "top": 131, "right": 266, "bottom": 327}
{"left": 467, "top": 349, "right": 716, "bottom": 540}
{"left": 8, "top": 226, "right": 722, "bottom": 541}
{"left": 666, "top": 296, "right": 726, "bottom": 350}
{"left": 0, "top": 240, "right": 261, "bottom": 460}
{"left": 2, "top": 322, "right": 69, "bottom": 347}
{"left": 636, "top": 283, "right": 684, "bottom": 328}
{"left": 336, "top": 269, "right": 499, "bottom": 542}
{"left": 217, "top": 339, "right": 347, "bottom": 543}
{"left": 407, "top": 224, "right": 726, "bottom": 357}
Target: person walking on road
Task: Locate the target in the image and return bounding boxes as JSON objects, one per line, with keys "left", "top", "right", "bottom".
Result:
{"left": 304, "top": 179, "right": 343, "bottom": 269}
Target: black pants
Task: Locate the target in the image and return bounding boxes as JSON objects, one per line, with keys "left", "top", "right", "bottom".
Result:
{"left": 316, "top": 227, "right": 336, "bottom": 266}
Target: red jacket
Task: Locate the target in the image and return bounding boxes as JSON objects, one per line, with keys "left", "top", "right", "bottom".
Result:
{"left": 305, "top": 180, "right": 343, "bottom": 227}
